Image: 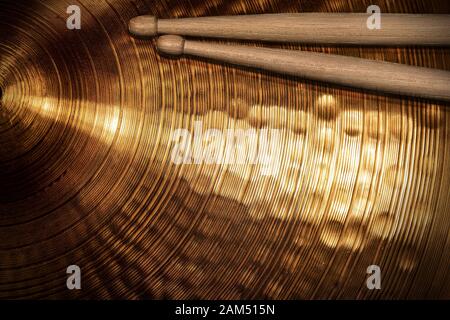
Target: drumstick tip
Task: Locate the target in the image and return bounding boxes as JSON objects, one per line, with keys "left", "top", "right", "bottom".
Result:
{"left": 129, "top": 15, "right": 158, "bottom": 37}
{"left": 157, "top": 35, "right": 185, "bottom": 56}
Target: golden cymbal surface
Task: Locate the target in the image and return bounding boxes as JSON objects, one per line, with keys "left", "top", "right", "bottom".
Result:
{"left": 0, "top": 0, "right": 449, "bottom": 299}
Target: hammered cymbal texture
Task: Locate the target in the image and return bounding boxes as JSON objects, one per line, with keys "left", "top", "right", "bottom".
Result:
{"left": 0, "top": 0, "right": 449, "bottom": 299}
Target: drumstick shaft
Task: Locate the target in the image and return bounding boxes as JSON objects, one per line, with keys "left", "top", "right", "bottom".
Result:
{"left": 157, "top": 35, "right": 450, "bottom": 101}
{"left": 130, "top": 13, "right": 450, "bottom": 45}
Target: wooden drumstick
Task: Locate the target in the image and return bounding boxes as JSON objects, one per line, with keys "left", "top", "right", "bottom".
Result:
{"left": 156, "top": 35, "right": 450, "bottom": 102}
{"left": 129, "top": 13, "right": 450, "bottom": 45}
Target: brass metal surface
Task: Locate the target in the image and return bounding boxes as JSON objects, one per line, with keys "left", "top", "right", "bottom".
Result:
{"left": 0, "top": 0, "right": 449, "bottom": 299}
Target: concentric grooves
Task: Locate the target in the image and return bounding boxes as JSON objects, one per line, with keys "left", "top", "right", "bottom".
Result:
{"left": 0, "top": 0, "right": 449, "bottom": 299}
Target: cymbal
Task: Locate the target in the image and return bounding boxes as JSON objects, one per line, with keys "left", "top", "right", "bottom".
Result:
{"left": 0, "top": 0, "right": 449, "bottom": 299}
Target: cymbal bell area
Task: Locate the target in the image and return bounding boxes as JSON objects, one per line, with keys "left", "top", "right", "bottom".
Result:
{"left": 0, "top": 0, "right": 449, "bottom": 299}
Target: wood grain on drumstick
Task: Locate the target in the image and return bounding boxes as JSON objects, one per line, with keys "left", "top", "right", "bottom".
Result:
{"left": 156, "top": 35, "right": 450, "bottom": 102}
{"left": 129, "top": 14, "right": 450, "bottom": 45}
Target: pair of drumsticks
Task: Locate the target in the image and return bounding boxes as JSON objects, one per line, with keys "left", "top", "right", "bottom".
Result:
{"left": 129, "top": 13, "right": 450, "bottom": 102}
